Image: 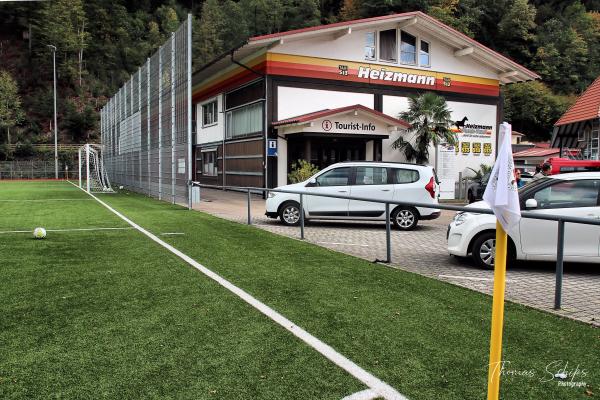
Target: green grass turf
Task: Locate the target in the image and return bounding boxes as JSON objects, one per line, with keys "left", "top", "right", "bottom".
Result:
{"left": 1, "top": 181, "right": 598, "bottom": 399}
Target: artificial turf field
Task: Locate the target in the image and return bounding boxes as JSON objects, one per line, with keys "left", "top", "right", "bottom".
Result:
{"left": 0, "top": 181, "right": 597, "bottom": 399}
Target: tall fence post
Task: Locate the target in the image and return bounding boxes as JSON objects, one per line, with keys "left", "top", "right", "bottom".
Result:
{"left": 299, "top": 193, "right": 305, "bottom": 240}
{"left": 247, "top": 188, "right": 252, "bottom": 225}
{"left": 554, "top": 220, "right": 565, "bottom": 309}
{"left": 158, "top": 46, "right": 163, "bottom": 200}
{"left": 170, "top": 31, "right": 176, "bottom": 205}
{"left": 385, "top": 203, "right": 391, "bottom": 263}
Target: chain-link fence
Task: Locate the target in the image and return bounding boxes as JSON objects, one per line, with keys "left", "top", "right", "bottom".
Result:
{"left": 100, "top": 15, "right": 192, "bottom": 207}
{"left": 0, "top": 161, "right": 79, "bottom": 180}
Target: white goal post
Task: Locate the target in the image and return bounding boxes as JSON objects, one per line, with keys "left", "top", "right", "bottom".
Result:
{"left": 78, "top": 144, "right": 113, "bottom": 193}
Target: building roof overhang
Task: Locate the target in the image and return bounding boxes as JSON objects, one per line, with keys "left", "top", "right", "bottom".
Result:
{"left": 193, "top": 11, "right": 539, "bottom": 86}
{"left": 554, "top": 76, "right": 600, "bottom": 127}
{"left": 272, "top": 104, "right": 410, "bottom": 133}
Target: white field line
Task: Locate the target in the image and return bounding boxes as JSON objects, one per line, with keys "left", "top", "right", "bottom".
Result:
{"left": 68, "top": 181, "right": 408, "bottom": 400}
{"left": 161, "top": 232, "right": 185, "bottom": 235}
{"left": 316, "top": 241, "right": 370, "bottom": 247}
{"left": 341, "top": 389, "right": 380, "bottom": 400}
{"left": 0, "top": 227, "right": 133, "bottom": 234}
{"left": 0, "top": 199, "right": 93, "bottom": 202}
{"left": 438, "top": 274, "right": 513, "bottom": 283}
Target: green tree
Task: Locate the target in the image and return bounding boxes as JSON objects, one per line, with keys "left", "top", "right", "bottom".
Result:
{"left": 240, "top": 0, "right": 285, "bottom": 36}
{"left": 283, "top": 0, "right": 321, "bottom": 29}
{"left": 193, "top": 0, "right": 248, "bottom": 69}
{"left": 503, "top": 81, "right": 574, "bottom": 141}
{"left": 339, "top": 0, "right": 362, "bottom": 21}
{"left": 428, "top": 0, "right": 483, "bottom": 37}
{"left": 392, "top": 92, "right": 456, "bottom": 164}
{"left": 36, "top": 0, "right": 88, "bottom": 86}
{"left": 497, "top": 0, "right": 537, "bottom": 63}
{"left": 533, "top": 2, "right": 600, "bottom": 93}
{"left": 156, "top": 4, "right": 180, "bottom": 34}
{"left": 0, "top": 70, "right": 24, "bottom": 144}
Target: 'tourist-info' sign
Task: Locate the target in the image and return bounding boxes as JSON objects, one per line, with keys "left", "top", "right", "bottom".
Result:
{"left": 275, "top": 111, "right": 399, "bottom": 137}
{"left": 322, "top": 120, "right": 376, "bottom": 132}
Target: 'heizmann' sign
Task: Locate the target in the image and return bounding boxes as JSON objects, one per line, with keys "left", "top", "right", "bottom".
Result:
{"left": 357, "top": 66, "right": 435, "bottom": 86}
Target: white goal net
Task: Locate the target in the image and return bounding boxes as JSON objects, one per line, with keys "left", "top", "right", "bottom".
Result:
{"left": 78, "top": 144, "right": 113, "bottom": 193}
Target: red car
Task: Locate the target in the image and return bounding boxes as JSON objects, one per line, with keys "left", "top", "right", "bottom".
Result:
{"left": 544, "top": 158, "right": 600, "bottom": 174}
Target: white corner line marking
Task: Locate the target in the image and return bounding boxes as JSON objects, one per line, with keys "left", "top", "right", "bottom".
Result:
{"left": 0, "top": 227, "right": 133, "bottom": 234}
{"left": 341, "top": 389, "right": 380, "bottom": 400}
{"left": 68, "top": 181, "right": 408, "bottom": 400}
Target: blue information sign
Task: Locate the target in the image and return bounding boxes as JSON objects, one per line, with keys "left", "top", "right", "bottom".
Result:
{"left": 267, "top": 139, "right": 278, "bottom": 157}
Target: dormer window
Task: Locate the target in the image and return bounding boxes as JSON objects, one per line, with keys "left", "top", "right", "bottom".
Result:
{"left": 364, "top": 29, "right": 431, "bottom": 67}
{"left": 365, "top": 32, "right": 376, "bottom": 60}
{"left": 379, "top": 29, "right": 397, "bottom": 62}
{"left": 400, "top": 31, "right": 417, "bottom": 65}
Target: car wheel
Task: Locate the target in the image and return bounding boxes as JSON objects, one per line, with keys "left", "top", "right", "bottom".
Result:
{"left": 472, "top": 232, "right": 496, "bottom": 269}
{"left": 279, "top": 201, "right": 301, "bottom": 226}
{"left": 391, "top": 207, "right": 419, "bottom": 231}
{"left": 468, "top": 190, "right": 475, "bottom": 204}
{"left": 472, "top": 232, "right": 516, "bottom": 269}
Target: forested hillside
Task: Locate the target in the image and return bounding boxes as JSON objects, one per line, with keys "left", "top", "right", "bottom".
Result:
{"left": 0, "top": 0, "right": 598, "bottom": 159}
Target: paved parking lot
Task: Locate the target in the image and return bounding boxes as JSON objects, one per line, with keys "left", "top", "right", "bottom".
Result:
{"left": 193, "top": 188, "right": 600, "bottom": 327}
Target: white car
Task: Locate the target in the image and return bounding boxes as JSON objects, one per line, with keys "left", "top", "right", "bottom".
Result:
{"left": 448, "top": 172, "right": 600, "bottom": 268}
{"left": 266, "top": 161, "right": 440, "bottom": 230}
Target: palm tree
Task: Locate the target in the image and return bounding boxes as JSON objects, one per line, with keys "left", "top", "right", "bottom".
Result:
{"left": 467, "top": 163, "right": 493, "bottom": 181}
{"left": 391, "top": 92, "right": 456, "bottom": 164}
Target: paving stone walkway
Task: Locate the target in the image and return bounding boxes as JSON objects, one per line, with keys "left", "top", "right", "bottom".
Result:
{"left": 193, "top": 188, "right": 600, "bottom": 327}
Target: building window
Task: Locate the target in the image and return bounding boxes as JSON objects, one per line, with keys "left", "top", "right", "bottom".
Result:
{"left": 202, "top": 100, "right": 218, "bottom": 127}
{"left": 365, "top": 32, "right": 376, "bottom": 60}
{"left": 400, "top": 31, "right": 417, "bottom": 64}
{"left": 201, "top": 150, "right": 218, "bottom": 176}
{"left": 419, "top": 40, "right": 430, "bottom": 66}
{"left": 226, "top": 102, "right": 263, "bottom": 139}
{"left": 379, "top": 29, "right": 397, "bottom": 62}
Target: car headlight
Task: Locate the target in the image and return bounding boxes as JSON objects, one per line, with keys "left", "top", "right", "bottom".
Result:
{"left": 453, "top": 212, "right": 472, "bottom": 226}
{"left": 268, "top": 191, "right": 277, "bottom": 198}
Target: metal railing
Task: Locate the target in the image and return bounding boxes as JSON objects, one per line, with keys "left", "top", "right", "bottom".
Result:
{"left": 190, "top": 181, "right": 600, "bottom": 311}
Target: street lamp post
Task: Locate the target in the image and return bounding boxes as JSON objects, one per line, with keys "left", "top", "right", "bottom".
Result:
{"left": 47, "top": 44, "right": 58, "bottom": 179}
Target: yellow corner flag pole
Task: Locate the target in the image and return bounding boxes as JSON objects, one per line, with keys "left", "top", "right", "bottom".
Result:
{"left": 486, "top": 220, "right": 508, "bottom": 400}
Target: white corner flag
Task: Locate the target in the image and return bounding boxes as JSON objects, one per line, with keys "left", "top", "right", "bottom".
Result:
{"left": 483, "top": 122, "right": 521, "bottom": 231}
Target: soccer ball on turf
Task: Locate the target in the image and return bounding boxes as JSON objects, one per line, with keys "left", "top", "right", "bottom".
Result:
{"left": 33, "top": 227, "right": 47, "bottom": 239}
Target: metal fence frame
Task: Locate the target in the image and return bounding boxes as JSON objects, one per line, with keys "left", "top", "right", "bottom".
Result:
{"left": 191, "top": 181, "right": 600, "bottom": 311}
{"left": 100, "top": 15, "right": 192, "bottom": 208}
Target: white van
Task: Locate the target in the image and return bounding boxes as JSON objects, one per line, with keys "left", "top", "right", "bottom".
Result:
{"left": 265, "top": 161, "right": 440, "bottom": 230}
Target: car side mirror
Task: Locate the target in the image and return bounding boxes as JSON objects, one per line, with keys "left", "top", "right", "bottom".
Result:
{"left": 525, "top": 198, "right": 538, "bottom": 209}
{"left": 306, "top": 178, "right": 317, "bottom": 187}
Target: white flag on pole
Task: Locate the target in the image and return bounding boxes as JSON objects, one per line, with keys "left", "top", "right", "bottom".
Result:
{"left": 483, "top": 122, "right": 521, "bottom": 231}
